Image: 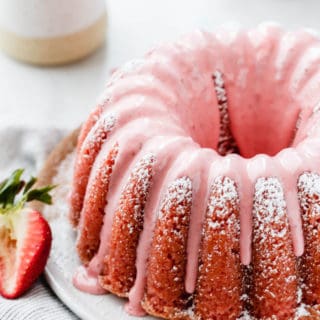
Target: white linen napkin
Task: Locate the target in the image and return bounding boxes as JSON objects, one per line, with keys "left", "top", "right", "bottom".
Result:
{"left": 0, "top": 127, "right": 78, "bottom": 320}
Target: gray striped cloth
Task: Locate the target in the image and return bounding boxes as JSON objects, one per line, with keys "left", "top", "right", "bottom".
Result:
{"left": 0, "top": 128, "right": 78, "bottom": 320}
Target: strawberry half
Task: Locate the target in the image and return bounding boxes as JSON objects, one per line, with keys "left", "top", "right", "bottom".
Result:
{"left": 0, "top": 169, "right": 54, "bottom": 299}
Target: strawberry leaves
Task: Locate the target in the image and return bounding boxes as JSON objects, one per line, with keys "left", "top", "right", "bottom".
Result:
{"left": 0, "top": 169, "right": 25, "bottom": 208}
{"left": 23, "top": 176, "right": 37, "bottom": 194}
{"left": 0, "top": 169, "right": 56, "bottom": 212}
{"left": 25, "top": 185, "right": 56, "bottom": 204}
{"left": 0, "top": 169, "right": 53, "bottom": 299}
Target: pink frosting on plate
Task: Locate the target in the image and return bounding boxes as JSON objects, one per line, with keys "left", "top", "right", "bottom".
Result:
{"left": 73, "top": 266, "right": 106, "bottom": 295}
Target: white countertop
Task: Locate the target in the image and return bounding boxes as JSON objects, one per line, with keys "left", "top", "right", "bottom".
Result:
{"left": 1, "top": 0, "right": 320, "bottom": 130}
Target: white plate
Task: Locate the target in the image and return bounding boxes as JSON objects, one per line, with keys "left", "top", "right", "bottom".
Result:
{"left": 42, "top": 152, "right": 155, "bottom": 320}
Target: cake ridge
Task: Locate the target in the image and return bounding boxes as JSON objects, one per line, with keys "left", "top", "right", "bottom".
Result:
{"left": 99, "top": 152, "right": 155, "bottom": 296}
{"left": 127, "top": 146, "right": 210, "bottom": 314}
{"left": 195, "top": 175, "right": 242, "bottom": 319}
{"left": 143, "top": 176, "right": 193, "bottom": 318}
{"left": 76, "top": 142, "right": 119, "bottom": 264}
{"left": 252, "top": 177, "right": 297, "bottom": 318}
{"left": 69, "top": 112, "right": 116, "bottom": 226}
{"left": 298, "top": 172, "right": 320, "bottom": 306}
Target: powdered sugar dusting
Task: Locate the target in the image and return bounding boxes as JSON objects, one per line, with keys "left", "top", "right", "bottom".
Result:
{"left": 298, "top": 172, "right": 320, "bottom": 221}
{"left": 298, "top": 172, "right": 320, "bottom": 213}
{"left": 115, "top": 153, "right": 155, "bottom": 234}
{"left": 70, "top": 112, "right": 117, "bottom": 225}
{"left": 297, "top": 171, "right": 320, "bottom": 317}
{"left": 194, "top": 175, "right": 242, "bottom": 319}
{"left": 160, "top": 176, "right": 192, "bottom": 219}
{"left": 212, "top": 70, "right": 239, "bottom": 156}
{"left": 298, "top": 172, "right": 320, "bottom": 267}
{"left": 295, "top": 303, "right": 312, "bottom": 318}
{"left": 252, "top": 177, "right": 297, "bottom": 318}
{"left": 144, "top": 176, "right": 192, "bottom": 318}
{"left": 130, "top": 153, "right": 155, "bottom": 200}
{"left": 99, "top": 144, "right": 119, "bottom": 186}
{"left": 82, "top": 113, "right": 117, "bottom": 155}
{"left": 253, "top": 177, "right": 287, "bottom": 238}
{"left": 206, "top": 176, "right": 239, "bottom": 233}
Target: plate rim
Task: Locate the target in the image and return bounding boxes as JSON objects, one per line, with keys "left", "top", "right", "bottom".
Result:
{"left": 44, "top": 266, "right": 92, "bottom": 320}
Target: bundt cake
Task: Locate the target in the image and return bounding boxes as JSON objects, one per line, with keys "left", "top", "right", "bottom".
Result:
{"left": 62, "top": 24, "right": 320, "bottom": 319}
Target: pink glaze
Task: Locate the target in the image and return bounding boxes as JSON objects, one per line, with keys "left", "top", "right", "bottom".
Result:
{"left": 73, "top": 266, "right": 106, "bottom": 295}
{"left": 71, "top": 24, "right": 320, "bottom": 315}
{"left": 182, "top": 149, "right": 216, "bottom": 294}
{"left": 124, "top": 301, "right": 147, "bottom": 317}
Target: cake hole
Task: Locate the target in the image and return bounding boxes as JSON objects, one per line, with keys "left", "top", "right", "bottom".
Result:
{"left": 212, "top": 71, "right": 239, "bottom": 156}
{"left": 211, "top": 70, "right": 300, "bottom": 158}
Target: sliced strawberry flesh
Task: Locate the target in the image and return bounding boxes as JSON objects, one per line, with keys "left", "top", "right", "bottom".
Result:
{"left": 0, "top": 208, "right": 51, "bottom": 298}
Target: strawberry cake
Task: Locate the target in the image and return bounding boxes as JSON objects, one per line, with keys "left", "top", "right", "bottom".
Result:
{"left": 40, "top": 24, "right": 320, "bottom": 319}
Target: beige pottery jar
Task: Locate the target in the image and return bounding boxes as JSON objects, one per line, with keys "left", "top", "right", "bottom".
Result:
{"left": 0, "top": 0, "right": 107, "bottom": 65}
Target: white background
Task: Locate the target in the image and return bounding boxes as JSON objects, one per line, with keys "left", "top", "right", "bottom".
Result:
{"left": 1, "top": 0, "right": 320, "bottom": 130}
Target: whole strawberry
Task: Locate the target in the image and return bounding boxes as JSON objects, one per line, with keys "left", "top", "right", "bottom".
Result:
{"left": 0, "top": 169, "right": 54, "bottom": 299}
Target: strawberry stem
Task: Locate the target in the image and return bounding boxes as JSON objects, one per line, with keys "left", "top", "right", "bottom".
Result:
{"left": 0, "top": 169, "right": 56, "bottom": 214}
{"left": 23, "top": 177, "right": 37, "bottom": 194}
